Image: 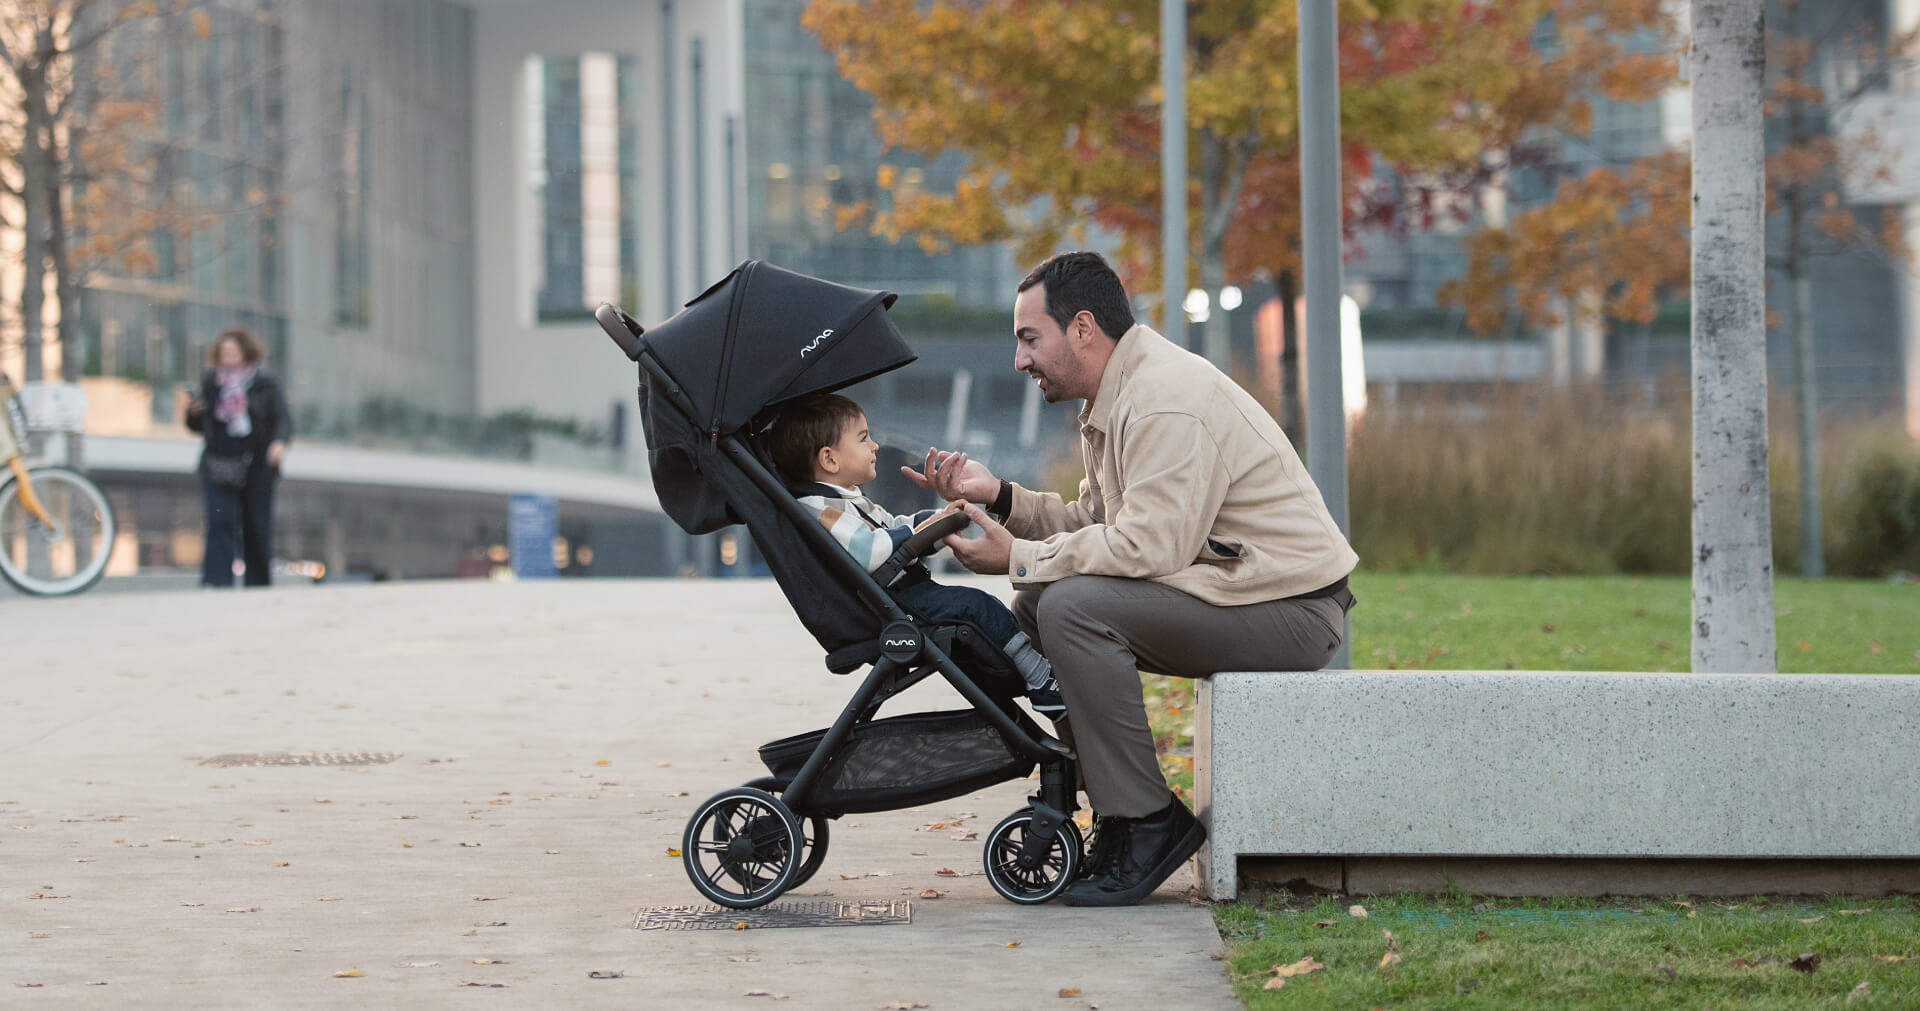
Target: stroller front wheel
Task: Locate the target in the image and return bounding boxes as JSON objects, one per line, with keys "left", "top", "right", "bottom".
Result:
{"left": 682, "top": 786, "right": 803, "bottom": 909}
{"left": 983, "top": 809, "right": 1083, "bottom": 904}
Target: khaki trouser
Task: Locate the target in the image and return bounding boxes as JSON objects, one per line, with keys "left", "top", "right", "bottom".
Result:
{"left": 1014, "top": 575, "right": 1352, "bottom": 818}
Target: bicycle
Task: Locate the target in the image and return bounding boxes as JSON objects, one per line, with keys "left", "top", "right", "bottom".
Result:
{"left": 0, "top": 372, "right": 116, "bottom": 596}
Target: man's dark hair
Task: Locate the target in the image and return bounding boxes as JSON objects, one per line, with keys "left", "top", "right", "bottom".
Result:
{"left": 765, "top": 392, "right": 865, "bottom": 485}
{"left": 1017, "top": 250, "right": 1135, "bottom": 340}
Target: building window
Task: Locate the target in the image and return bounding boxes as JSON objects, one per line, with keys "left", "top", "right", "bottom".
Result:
{"left": 334, "top": 66, "right": 371, "bottom": 327}
{"left": 526, "top": 53, "right": 641, "bottom": 322}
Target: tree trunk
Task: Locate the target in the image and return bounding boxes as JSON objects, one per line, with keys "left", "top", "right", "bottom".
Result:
{"left": 1789, "top": 269, "right": 1822, "bottom": 577}
{"left": 46, "top": 97, "right": 87, "bottom": 471}
{"left": 1278, "top": 268, "right": 1303, "bottom": 443}
{"left": 1196, "top": 127, "right": 1250, "bottom": 370}
{"left": 1689, "top": 0, "right": 1777, "bottom": 673}
{"left": 20, "top": 65, "right": 49, "bottom": 389}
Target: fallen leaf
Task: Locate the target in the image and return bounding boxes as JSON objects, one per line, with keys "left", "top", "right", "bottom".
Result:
{"left": 1271, "top": 957, "right": 1324, "bottom": 978}
{"left": 225, "top": 907, "right": 260, "bottom": 913}
{"left": 1379, "top": 951, "right": 1402, "bottom": 970}
{"left": 733, "top": 922, "right": 749, "bottom": 931}
{"left": 666, "top": 848, "right": 682, "bottom": 857}
{"left": 1542, "top": 623, "right": 1556, "bottom": 633}
{"left": 474, "top": 896, "right": 501, "bottom": 902}
{"left": 1349, "top": 904, "right": 1368, "bottom": 918}
{"left": 316, "top": 897, "right": 341, "bottom": 901}
{"left": 919, "top": 889, "right": 943, "bottom": 899}
{"left": 1005, "top": 940, "right": 1022, "bottom": 948}
{"left": 460, "top": 981, "right": 508, "bottom": 987}
{"left": 15, "top": 983, "right": 44, "bottom": 988}
{"left": 1474, "top": 930, "right": 1494, "bottom": 942}
{"left": 950, "top": 832, "right": 978, "bottom": 841}
{"left": 1382, "top": 929, "right": 1398, "bottom": 950}
{"left": 1673, "top": 901, "right": 1693, "bottom": 909}
{"left": 479, "top": 921, "right": 507, "bottom": 927}
{"left": 596, "top": 759, "right": 612, "bottom": 766}
{"left": 879, "top": 1004, "right": 928, "bottom": 1010}
{"left": 1795, "top": 640, "right": 1811, "bottom": 651}
{"left": 743, "top": 990, "right": 790, "bottom": 999}
{"left": 27, "top": 893, "right": 71, "bottom": 900}
{"left": 181, "top": 902, "right": 204, "bottom": 907}
{"left": 1313, "top": 919, "right": 1336, "bottom": 928}
{"left": 1470, "top": 902, "right": 1494, "bottom": 913}
{"left": 1263, "top": 977, "right": 1288, "bottom": 991}
{"left": 401, "top": 961, "right": 440, "bottom": 968}
{"left": 1655, "top": 963, "right": 1676, "bottom": 982}
{"left": 28, "top": 932, "right": 50, "bottom": 938}
{"left": 274, "top": 861, "right": 290, "bottom": 867}
{"left": 333, "top": 969, "right": 364, "bottom": 978}
{"left": 1799, "top": 916, "right": 1826, "bottom": 924}
{"left": 402, "top": 839, "right": 413, "bottom": 848}
{"left": 458, "top": 842, "right": 482, "bottom": 848}
{"left": 1058, "top": 986, "right": 1082, "bottom": 997}
{"left": 1789, "top": 952, "right": 1822, "bottom": 973}
{"left": 656, "top": 761, "right": 671, "bottom": 767}
{"left": 1848, "top": 982, "right": 1870, "bottom": 1004}
{"left": 588, "top": 970, "right": 625, "bottom": 979}
{"left": 937, "top": 868, "right": 960, "bottom": 876}
{"left": 911, "top": 851, "right": 928, "bottom": 857}
{"left": 1873, "top": 955, "right": 1908, "bottom": 963}
{"left": 472, "top": 958, "right": 506, "bottom": 965}
{"left": 1837, "top": 909, "right": 1871, "bottom": 915}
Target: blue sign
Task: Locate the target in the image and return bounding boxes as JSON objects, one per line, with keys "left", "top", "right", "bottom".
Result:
{"left": 509, "top": 493, "right": 558, "bottom": 580}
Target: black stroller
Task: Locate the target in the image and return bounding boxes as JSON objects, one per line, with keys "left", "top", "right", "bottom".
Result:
{"left": 595, "top": 261, "right": 1084, "bottom": 909}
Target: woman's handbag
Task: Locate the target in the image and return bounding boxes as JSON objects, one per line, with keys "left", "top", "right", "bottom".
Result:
{"left": 203, "top": 452, "right": 253, "bottom": 489}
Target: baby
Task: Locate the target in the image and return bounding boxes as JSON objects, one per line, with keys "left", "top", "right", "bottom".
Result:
{"left": 766, "top": 392, "right": 1064, "bottom": 719}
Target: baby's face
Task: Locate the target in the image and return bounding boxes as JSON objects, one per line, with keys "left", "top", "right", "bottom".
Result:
{"left": 830, "top": 413, "right": 880, "bottom": 485}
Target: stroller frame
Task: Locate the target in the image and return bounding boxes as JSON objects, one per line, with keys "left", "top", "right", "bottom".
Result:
{"left": 605, "top": 293, "right": 1085, "bottom": 908}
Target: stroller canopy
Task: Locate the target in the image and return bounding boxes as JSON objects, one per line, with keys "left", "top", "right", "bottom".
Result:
{"left": 636, "top": 260, "right": 914, "bottom": 438}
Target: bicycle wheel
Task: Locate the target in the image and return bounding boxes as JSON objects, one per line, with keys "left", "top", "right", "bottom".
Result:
{"left": 0, "top": 466, "right": 115, "bottom": 596}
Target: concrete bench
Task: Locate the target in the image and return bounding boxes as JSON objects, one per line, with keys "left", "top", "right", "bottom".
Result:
{"left": 1193, "top": 670, "right": 1920, "bottom": 901}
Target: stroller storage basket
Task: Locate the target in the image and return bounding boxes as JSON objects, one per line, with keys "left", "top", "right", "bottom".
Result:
{"left": 759, "top": 709, "right": 1038, "bottom": 815}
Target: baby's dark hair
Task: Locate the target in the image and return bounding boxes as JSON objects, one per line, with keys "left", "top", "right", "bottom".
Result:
{"left": 766, "top": 392, "right": 865, "bottom": 484}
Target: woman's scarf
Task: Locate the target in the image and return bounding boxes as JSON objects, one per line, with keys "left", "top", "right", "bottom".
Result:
{"left": 214, "top": 364, "right": 258, "bottom": 439}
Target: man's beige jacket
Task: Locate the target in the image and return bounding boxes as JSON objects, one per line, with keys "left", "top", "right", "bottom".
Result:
{"left": 1004, "top": 324, "right": 1357, "bottom": 606}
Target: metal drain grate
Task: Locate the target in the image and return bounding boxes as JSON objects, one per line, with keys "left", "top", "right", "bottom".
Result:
{"left": 198, "top": 752, "right": 403, "bottom": 768}
{"left": 634, "top": 900, "right": 912, "bottom": 930}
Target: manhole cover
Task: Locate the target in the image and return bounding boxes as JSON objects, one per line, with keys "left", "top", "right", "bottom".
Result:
{"left": 634, "top": 900, "right": 912, "bottom": 930}
{"left": 198, "top": 752, "right": 403, "bottom": 768}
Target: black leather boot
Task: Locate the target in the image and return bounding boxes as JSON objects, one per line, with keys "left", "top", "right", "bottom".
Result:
{"left": 1063, "top": 795, "right": 1205, "bottom": 906}
{"left": 1078, "top": 814, "right": 1121, "bottom": 880}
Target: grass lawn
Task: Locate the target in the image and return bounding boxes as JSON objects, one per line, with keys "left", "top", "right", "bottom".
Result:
{"left": 1216, "top": 893, "right": 1919, "bottom": 1009}
{"left": 1134, "top": 572, "right": 1919, "bottom": 1009}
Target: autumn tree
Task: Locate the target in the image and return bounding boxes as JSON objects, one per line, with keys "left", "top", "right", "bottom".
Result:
{"left": 1, "top": 2, "right": 266, "bottom": 417}
{"left": 802, "top": 0, "right": 1676, "bottom": 367}
{"left": 1442, "top": 0, "right": 1916, "bottom": 578}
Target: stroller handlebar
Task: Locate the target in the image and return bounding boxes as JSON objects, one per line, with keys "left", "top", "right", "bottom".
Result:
{"left": 875, "top": 511, "right": 968, "bottom": 588}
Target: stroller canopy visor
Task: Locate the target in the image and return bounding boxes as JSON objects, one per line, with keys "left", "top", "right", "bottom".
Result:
{"left": 636, "top": 260, "right": 914, "bottom": 438}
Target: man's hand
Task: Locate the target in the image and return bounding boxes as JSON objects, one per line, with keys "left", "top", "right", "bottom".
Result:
{"left": 943, "top": 502, "right": 1013, "bottom": 575}
{"left": 902, "top": 447, "right": 998, "bottom": 505}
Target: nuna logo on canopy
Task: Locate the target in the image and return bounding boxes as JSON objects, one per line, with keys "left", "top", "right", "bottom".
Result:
{"left": 798, "top": 328, "right": 835, "bottom": 357}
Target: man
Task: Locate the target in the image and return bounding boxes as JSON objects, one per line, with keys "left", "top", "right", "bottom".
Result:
{"left": 905, "top": 250, "right": 1357, "bottom": 906}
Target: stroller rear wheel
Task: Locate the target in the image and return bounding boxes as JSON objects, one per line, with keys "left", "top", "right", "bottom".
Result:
{"left": 682, "top": 787, "right": 803, "bottom": 909}
{"left": 983, "top": 809, "right": 1084, "bottom": 904}
{"left": 743, "top": 776, "right": 830, "bottom": 888}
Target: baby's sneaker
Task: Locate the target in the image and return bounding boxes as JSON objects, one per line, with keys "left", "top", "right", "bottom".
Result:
{"left": 1027, "top": 677, "right": 1066, "bottom": 719}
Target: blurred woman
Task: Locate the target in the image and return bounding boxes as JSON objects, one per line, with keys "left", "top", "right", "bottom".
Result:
{"left": 185, "top": 327, "right": 293, "bottom": 587}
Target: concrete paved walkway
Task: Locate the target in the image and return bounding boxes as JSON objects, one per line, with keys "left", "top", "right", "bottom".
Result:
{"left": 1, "top": 579, "right": 1238, "bottom": 1010}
